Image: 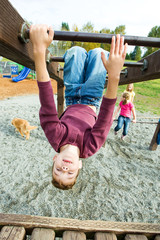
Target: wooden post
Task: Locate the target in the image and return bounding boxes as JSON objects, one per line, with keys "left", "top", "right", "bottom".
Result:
{"left": 149, "top": 121, "right": 160, "bottom": 150}
{"left": 57, "top": 81, "right": 65, "bottom": 117}
{"left": 63, "top": 231, "right": 86, "bottom": 240}
{"left": 0, "top": 226, "right": 26, "bottom": 240}
{"left": 94, "top": 232, "right": 117, "bottom": 240}
{"left": 31, "top": 228, "right": 55, "bottom": 240}
{"left": 125, "top": 234, "right": 148, "bottom": 240}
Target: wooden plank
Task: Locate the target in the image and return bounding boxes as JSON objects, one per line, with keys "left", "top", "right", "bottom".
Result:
{"left": 0, "top": 213, "right": 160, "bottom": 237}
{"left": 31, "top": 228, "right": 55, "bottom": 240}
{"left": 119, "top": 50, "right": 160, "bottom": 85}
{"left": 155, "top": 235, "right": 160, "bottom": 240}
{"left": 63, "top": 231, "right": 86, "bottom": 240}
{"left": 0, "top": 226, "right": 25, "bottom": 240}
{"left": 94, "top": 232, "right": 117, "bottom": 240}
{"left": 0, "top": 0, "right": 63, "bottom": 84}
{"left": 125, "top": 234, "right": 148, "bottom": 240}
{"left": 149, "top": 121, "right": 160, "bottom": 150}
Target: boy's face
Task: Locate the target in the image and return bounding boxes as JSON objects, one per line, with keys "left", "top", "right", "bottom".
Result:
{"left": 52, "top": 153, "right": 82, "bottom": 186}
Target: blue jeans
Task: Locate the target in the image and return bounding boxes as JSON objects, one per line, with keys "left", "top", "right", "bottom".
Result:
{"left": 63, "top": 46, "right": 109, "bottom": 108}
{"left": 114, "top": 115, "right": 131, "bottom": 136}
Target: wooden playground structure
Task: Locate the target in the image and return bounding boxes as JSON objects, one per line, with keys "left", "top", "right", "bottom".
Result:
{"left": 0, "top": 213, "right": 160, "bottom": 240}
{"left": 0, "top": 0, "right": 160, "bottom": 239}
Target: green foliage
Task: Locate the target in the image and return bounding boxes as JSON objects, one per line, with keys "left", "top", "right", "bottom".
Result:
{"left": 100, "top": 28, "right": 111, "bottom": 52}
{"left": 52, "top": 22, "right": 127, "bottom": 53}
{"left": 130, "top": 46, "right": 142, "bottom": 61}
{"left": 74, "top": 22, "right": 101, "bottom": 51}
{"left": 113, "top": 25, "right": 126, "bottom": 35}
{"left": 143, "top": 26, "right": 160, "bottom": 57}
{"left": 61, "top": 22, "right": 70, "bottom": 31}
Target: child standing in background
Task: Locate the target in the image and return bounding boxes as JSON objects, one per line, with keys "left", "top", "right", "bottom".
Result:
{"left": 124, "top": 83, "right": 135, "bottom": 102}
{"left": 113, "top": 92, "right": 136, "bottom": 140}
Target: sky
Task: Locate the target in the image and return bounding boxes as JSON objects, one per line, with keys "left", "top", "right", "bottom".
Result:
{"left": 9, "top": 0, "right": 160, "bottom": 53}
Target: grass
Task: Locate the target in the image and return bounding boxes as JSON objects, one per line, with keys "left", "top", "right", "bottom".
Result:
{"left": 117, "top": 79, "right": 160, "bottom": 115}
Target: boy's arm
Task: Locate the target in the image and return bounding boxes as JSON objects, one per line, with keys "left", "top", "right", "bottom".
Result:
{"left": 101, "top": 34, "right": 128, "bottom": 99}
{"left": 83, "top": 35, "right": 127, "bottom": 157}
{"left": 30, "top": 25, "right": 65, "bottom": 150}
{"left": 30, "top": 24, "right": 54, "bottom": 82}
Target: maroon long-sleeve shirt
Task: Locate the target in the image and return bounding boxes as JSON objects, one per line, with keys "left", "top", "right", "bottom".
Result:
{"left": 38, "top": 81, "right": 116, "bottom": 158}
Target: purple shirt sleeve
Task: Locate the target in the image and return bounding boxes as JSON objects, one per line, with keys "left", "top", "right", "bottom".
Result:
{"left": 82, "top": 96, "right": 116, "bottom": 157}
{"left": 37, "top": 81, "right": 65, "bottom": 150}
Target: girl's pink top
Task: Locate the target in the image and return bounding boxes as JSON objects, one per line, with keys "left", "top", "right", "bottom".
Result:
{"left": 119, "top": 101, "right": 134, "bottom": 118}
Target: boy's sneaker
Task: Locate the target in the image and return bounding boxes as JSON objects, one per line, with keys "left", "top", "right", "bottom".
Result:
{"left": 114, "top": 131, "right": 117, "bottom": 135}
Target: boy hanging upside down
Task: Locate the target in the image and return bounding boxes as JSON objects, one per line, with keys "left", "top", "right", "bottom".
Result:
{"left": 30, "top": 24, "right": 128, "bottom": 190}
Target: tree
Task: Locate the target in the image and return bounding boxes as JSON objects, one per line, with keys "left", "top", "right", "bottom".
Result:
{"left": 100, "top": 28, "right": 111, "bottom": 51}
{"left": 113, "top": 25, "right": 126, "bottom": 35}
{"left": 100, "top": 25, "right": 126, "bottom": 52}
{"left": 143, "top": 26, "right": 160, "bottom": 57}
{"left": 61, "top": 22, "right": 70, "bottom": 31}
{"left": 57, "top": 22, "right": 72, "bottom": 54}
{"left": 130, "top": 46, "right": 142, "bottom": 61}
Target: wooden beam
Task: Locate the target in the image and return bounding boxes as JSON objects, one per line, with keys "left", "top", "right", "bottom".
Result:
{"left": 149, "top": 121, "right": 160, "bottom": 150}
{"left": 0, "top": 0, "right": 63, "bottom": 84}
{"left": 119, "top": 50, "right": 160, "bottom": 85}
{"left": 0, "top": 213, "right": 160, "bottom": 238}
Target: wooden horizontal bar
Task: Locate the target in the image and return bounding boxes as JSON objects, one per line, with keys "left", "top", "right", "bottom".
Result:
{"left": 0, "top": 213, "right": 160, "bottom": 238}
{"left": 0, "top": 0, "right": 63, "bottom": 84}
{"left": 119, "top": 49, "right": 160, "bottom": 85}
{"left": 25, "top": 29, "right": 160, "bottom": 47}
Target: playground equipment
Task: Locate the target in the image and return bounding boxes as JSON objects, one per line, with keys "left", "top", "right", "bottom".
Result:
{"left": 0, "top": 0, "right": 159, "bottom": 151}
{"left": 12, "top": 66, "right": 30, "bottom": 82}
{"left": 0, "top": 0, "right": 160, "bottom": 238}
{"left": 0, "top": 212, "right": 160, "bottom": 239}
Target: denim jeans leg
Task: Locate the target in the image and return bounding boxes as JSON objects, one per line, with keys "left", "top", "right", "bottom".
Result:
{"left": 81, "top": 48, "right": 109, "bottom": 100}
{"left": 123, "top": 117, "right": 131, "bottom": 136}
{"left": 63, "top": 46, "right": 87, "bottom": 98}
{"left": 115, "top": 115, "right": 124, "bottom": 132}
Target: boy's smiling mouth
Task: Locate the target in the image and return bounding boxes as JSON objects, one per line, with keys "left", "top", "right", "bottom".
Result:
{"left": 63, "top": 159, "right": 72, "bottom": 164}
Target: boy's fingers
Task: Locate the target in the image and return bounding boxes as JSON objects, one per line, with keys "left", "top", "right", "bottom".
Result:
{"left": 119, "top": 36, "right": 124, "bottom": 55}
{"left": 110, "top": 35, "right": 115, "bottom": 55}
{"left": 115, "top": 34, "right": 120, "bottom": 55}
{"left": 48, "top": 26, "right": 54, "bottom": 40}
{"left": 122, "top": 43, "right": 128, "bottom": 60}
{"left": 101, "top": 52, "right": 107, "bottom": 68}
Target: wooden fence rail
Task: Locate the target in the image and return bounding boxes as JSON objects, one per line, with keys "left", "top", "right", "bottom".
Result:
{"left": 0, "top": 213, "right": 160, "bottom": 239}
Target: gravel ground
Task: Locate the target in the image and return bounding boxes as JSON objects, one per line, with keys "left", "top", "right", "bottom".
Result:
{"left": 0, "top": 94, "right": 160, "bottom": 224}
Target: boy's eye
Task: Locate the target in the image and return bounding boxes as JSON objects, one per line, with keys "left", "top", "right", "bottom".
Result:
{"left": 68, "top": 172, "right": 73, "bottom": 175}
{"left": 56, "top": 168, "right": 61, "bottom": 171}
